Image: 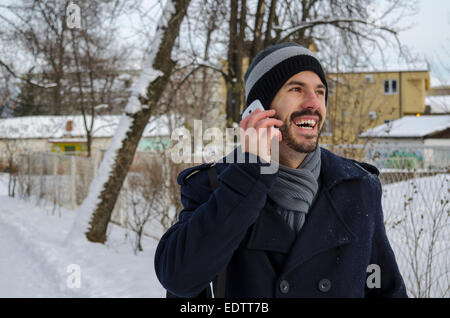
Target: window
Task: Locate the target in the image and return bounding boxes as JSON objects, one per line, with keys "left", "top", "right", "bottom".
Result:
{"left": 368, "top": 111, "right": 377, "bottom": 120}
{"left": 384, "top": 79, "right": 398, "bottom": 94}
{"left": 64, "top": 145, "right": 76, "bottom": 152}
{"left": 365, "top": 74, "right": 374, "bottom": 83}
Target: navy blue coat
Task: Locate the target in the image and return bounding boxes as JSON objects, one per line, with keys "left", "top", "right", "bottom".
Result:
{"left": 155, "top": 148, "right": 408, "bottom": 298}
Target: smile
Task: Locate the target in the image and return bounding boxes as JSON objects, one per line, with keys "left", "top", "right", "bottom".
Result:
{"left": 292, "top": 115, "right": 319, "bottom": 132}
{"left": 294, "top": 119, "right": 317, "bottom": 130}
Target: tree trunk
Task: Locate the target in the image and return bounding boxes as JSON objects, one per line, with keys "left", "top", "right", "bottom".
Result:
{"left": 249, "top": 0, "right": 265, "bottom": 61}
{"left": 263, "top": 0, "right": 278, "bottom": 47}
{"left": 70, "top": 0, "right": 191, "bottom": 244}
{"left": 226, "top": 0, "right": 246, "bottom": 127}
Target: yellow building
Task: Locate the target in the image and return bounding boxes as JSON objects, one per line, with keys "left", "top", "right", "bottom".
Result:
{"left": 50, "top": 138, "right": 88, "bottom": 155}
{"left": 320, "top": 64, "right": 430, "bottom": 157}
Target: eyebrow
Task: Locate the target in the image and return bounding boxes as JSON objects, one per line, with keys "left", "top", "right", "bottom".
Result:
{"left": 285, "top": 80, "right": 326, "bottom": 90}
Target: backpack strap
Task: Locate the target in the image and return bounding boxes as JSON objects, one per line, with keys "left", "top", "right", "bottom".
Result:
{"left": 206, "top": 166, "right": 227, "bottom": 298}
{"left": 166, "top": 164, "right": 227, "bottom": 298}
{"left": 206, "top": 165, "right": 220, "bottom": 190}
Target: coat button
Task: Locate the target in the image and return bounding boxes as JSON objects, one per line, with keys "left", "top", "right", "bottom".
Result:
{"left": 318, "top": 279, "right": 331, "bottom": 292}
{"left": 279, "top": 280, "right": 290, "bottom": 294}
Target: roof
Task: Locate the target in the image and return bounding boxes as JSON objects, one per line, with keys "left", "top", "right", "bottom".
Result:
{"left": 327, "top": 62, "right": 429, "bottom": 74}
{"left": 425, "top": 95, "right": 450, "bottom": 114}
{"left": 0, "top": 115, "right": 170, "bottom": 139}
{"left": 359, "top": 115, "right": 450, "bottom": 138}
{"left": 430, "top": 77, "right": 450, "bottom": 88}
{"left": 48, "top": 138, "right": 88, "bottom": 143}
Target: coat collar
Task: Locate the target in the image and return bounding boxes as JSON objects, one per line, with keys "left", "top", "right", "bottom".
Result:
{"left": 318, "top": 147, "right": 376, "bottom": 190}
{"left": 245, "top": 147, "right": 371, "bottom": 274}
{"left": 217, "top": 146, "right": 376, "bottom": 189}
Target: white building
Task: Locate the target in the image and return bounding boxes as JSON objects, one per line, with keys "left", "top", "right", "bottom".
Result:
{"left": 359, "top": 115, "right": 450, "bottom": 169}
{"left": 0, "top": 115, "right": 171, "bottom": 167}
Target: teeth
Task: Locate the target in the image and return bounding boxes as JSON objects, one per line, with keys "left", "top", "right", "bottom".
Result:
{"left": 294, "top": 119, "right": 316, "bottom": 128}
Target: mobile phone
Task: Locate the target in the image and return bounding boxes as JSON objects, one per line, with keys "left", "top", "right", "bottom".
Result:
{"left": 242, "top": 99, "right": 265, "bottom": 119}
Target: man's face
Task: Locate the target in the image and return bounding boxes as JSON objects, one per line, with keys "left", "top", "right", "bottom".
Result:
{"left": 270, "top": 71, "right": 327, "bottom": 153}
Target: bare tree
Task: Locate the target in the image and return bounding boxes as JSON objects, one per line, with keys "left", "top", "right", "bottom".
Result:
{"left": 66, "top": 1, "right": 131, "bottom": 156}
{"left": 0, "top": 62, "right": 16, "bottom": 117}
{"left": 0, "top": 0, "right": 73, "bottom": 114}
{"left": 383, "top": 174, "right": 450, "bottom": 297}
{"left": 125, "top": 157, "right": 167, "bottom": 253}
{"left": 4, "top": 139, "right": 22, "bottom": 197}
{"left": 0, "top": 0, "right": 132, "bottom": 156}
{"left": 181, "top": 0, "right": 416, "bottom": 126}
{"left": 67, "top": 0, "right": 191, "bottom": 244}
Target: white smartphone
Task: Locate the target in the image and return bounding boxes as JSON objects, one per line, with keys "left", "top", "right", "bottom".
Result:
{"left": 242, "top": 99, "right": 265, "bottom": 119}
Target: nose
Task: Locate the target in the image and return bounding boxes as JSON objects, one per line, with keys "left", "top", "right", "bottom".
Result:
{"left": 300, "top": 90, "right": 320, "bottom": 110}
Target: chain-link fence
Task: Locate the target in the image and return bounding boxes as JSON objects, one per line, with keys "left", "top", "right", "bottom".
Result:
{"left": 11, "top": 144, "right": 450, "bottom": 297}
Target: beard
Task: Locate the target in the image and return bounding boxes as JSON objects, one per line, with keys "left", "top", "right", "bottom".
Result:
{"left": 276, "top": 109, "right": 323, "bottom": 154}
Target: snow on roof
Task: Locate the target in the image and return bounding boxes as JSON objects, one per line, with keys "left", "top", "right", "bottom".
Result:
{"left": 359, "top": 115, "right": 450, "bottom": 138}
{"left": 430, "top": 77, "right": 450, "bottom": 88}
{"left": 0, "top": 115, "right": 170, "bottom": 139}
{"left": 426, "top": 95, "right": 450, "bottom": 114}
{"left": 328, "top": 62, "right": 429, "bottom": 74}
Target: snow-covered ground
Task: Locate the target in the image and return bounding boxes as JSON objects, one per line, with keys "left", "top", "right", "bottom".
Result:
{"left": 1, "top": 172, "right": 448, "bottom": 298}
{"left": 381, "top": 173, "right": 450, "bottom": 298}
{"left": 0, "top": 173, "right": 166, "bottom": 298}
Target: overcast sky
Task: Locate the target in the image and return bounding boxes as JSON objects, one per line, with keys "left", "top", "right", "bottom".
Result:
{"left": 397, "top": 0, "right": 450, "bottom": 84}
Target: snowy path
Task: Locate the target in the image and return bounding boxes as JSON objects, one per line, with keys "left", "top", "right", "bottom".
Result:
{"left": 0, "top": 219, "right": 69, "bottom": 297}
{"left": 0, "top": 174, "right": 166, "bottom": 297}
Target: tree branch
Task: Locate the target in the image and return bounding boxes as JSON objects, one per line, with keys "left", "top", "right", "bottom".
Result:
{"left": 278, "top": 18, "right": 397, "bottom": 43}
{"left": 0, "top": 59, "right": 52, "bottom": 89}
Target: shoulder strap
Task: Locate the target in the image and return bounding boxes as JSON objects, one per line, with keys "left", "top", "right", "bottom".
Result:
{"left": 206, "top": 166, "right": 227, "bottom": 298}
{"left": 207, "top": 165, "right": 220, "bottom": 190}
{"left": 166, "top": 165, "right": 226, "bottom": 298}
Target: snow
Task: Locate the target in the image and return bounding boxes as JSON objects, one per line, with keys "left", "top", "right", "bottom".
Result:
{"left": 426, "top": 96, "right": 450, "bottom": 114}
{"left": 0, "top": 170, "right": 448, "bottom": 297}
{"left": 65, "top": 114, "right": 134, "bottom": 244}
{"left": 359, "top": 115, "right": 450, "bottom": 138}
{"left": 68, "top": 0, "right": 179, "bottom": 241}
{"left": 382, "top": 173, "right": 450, "bottom": 297}
{"left": 0, "top": 115, "right": 170, "bottom": 139}
{"left": 430, "top": 77, "right": 450, "bottom": 88}
{"left": 327, "top": 62, "right": 429, "bottom": 74}
{"left": 0, "top": 173, "right": 166, "bottom": 297}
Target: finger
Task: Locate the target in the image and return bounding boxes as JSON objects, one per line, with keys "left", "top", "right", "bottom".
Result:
{"left": 247, "top": 109, "right": 275, "bottom": 128}
{"left": 239, "top": 110, "right": 256, "bottom": 130}
{"left": 254, "top": 118, "right": 284, "bottom": 129}
{"left": 268, "top": 127, "right": 282, "bottom": 142}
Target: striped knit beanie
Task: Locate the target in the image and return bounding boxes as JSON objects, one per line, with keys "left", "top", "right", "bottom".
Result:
{"left": 244, "top": 42, "right": 328, "bottom": 109}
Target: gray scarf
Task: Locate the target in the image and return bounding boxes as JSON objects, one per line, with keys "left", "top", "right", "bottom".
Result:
{"left": 267, "top": 146, "right": 321, "bottom": 232}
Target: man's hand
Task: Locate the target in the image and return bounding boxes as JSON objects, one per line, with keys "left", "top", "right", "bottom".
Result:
{"left": 239, "top": 108, "right": 283, "bottom": 163}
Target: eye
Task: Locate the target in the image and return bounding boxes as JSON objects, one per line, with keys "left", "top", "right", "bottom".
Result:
{"left": 316, "top": 90, "right": 325, "bottom": 96}
{"left": 289, "top": 86, "right": 301, "bottom": 92}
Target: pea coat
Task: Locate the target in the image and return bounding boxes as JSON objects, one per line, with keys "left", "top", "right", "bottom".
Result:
{"left": 154, "top": 147, "right": 408, "bottom": 298}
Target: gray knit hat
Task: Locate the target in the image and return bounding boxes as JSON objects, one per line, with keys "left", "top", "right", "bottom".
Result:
{"left": 244, "top": 42, "right": 328, "bottom": 109}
